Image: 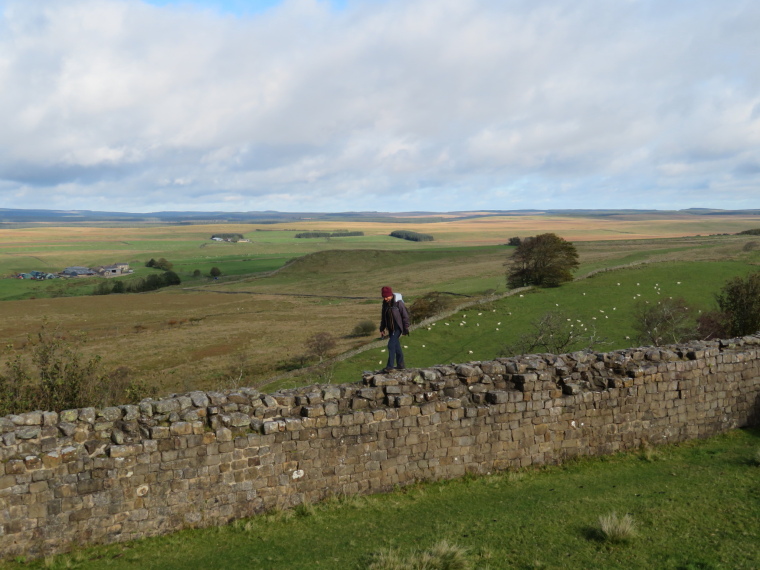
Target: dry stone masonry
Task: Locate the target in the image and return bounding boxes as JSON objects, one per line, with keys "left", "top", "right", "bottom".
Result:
{"left": 2, "top": 336, "right": 760, "bottom": 559}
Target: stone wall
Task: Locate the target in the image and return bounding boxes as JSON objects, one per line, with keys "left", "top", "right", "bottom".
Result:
{"left": 2, "top": 337, "right": 760, "bottom": 559}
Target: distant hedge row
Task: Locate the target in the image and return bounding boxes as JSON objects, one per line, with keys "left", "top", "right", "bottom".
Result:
{"left": 295, "top": 231, "right": 364, "bottom": 238}
{"left": 390, "top": 230, "right": 434, "bottom": 242}
{"left": 738, "top": 229, "right": 760, "bottom": 236}
{"left": 93, "top": 272, "right": 181, "bottom": 295}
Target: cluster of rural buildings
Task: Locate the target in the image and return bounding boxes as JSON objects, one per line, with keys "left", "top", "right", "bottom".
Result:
{"left": 14, "top": 263, "right": 132, "bottom": 280}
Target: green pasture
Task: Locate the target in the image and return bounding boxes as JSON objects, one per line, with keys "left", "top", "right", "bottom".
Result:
{"left": 17, "top": 428, "right": 760, "bottom": 569}
{"left": 274, "top": 260, "right": 760, "bottom": 388}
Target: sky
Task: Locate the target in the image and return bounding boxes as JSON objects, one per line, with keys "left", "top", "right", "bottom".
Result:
{"left": 0, "top": 0, "right": 759, "bottom": 213}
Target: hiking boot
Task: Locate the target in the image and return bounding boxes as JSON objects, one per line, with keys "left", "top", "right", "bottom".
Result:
{"left": 395, "top": 365, "right": 406, "bottom": 370}
{"left": 381, "top": 367, "right": 395, "bottom": 374}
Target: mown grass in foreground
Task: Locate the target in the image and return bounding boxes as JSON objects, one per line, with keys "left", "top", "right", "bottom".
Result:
{"left": 12, "top": 428, "right": 760, "bottom": 570}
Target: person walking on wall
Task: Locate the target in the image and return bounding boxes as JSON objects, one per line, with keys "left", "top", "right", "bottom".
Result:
{"left": 379, "top": 286, "right": 410, "bottom": 373}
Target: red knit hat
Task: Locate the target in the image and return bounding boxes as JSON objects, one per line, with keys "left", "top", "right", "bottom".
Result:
{"left": 381, "top": 286, "right": 393, "bottom": 298}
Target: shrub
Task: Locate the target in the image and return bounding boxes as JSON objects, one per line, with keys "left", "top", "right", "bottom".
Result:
{"left": 696, "top": 310, "right": 730, "bottom": 340}
{"left": 508, "top": 236, "right": 521, "bottom": 246}
{"left": 598, "top": 512, "right": 637, "bottom": 543}
{"left": 192, "top": 269, "right": 202, "bottom": 277}
{"left": 352, "top": 320, "right": 376, "bottom": 337}
{"left": 0, "top": 326, "right": 153, "bottom": 414}
{"left": 715, "top": 271, "right": 760, "bottom": 336}
{"left": 210, "top": 267, "right": 222, "bottom": 277}
{"left": 409, "top": 292, "right": 460, "bottom": 324}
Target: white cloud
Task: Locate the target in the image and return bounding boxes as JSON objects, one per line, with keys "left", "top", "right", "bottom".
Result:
{"left": 1, "top": 0, "right": 759, "bottom": 212}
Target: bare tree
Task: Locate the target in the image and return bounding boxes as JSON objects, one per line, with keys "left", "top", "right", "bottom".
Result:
{"left": 500, "top": 311, "right": 605, "bottom": 356}
{"left": 632, "top": 297, "right": 696, "bottom": 346}
{"left": 305, "top": 332, "right": 337, "bottom": 362}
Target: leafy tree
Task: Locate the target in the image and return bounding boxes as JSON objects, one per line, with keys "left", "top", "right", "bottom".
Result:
{"left": 192, "top": 269, "right": 202, "bottom": 278}
{"left": 163, "top": 271, "right": 181, "bottom": 286}
{"left": 93, "top": 281, "right": 113, "bottom": 295}
{"left": 111, "top": 280, "right": 126, "bottom": 294}
{"left": 146, "top": 258, "right": 157, "bottom": 268}
{"left": 508, "top": 237, "right": 521, "bottom": 246}
{"left": 209, "top": 267, "right": 222, "bottom": 277}
{"left": 715, "top": 271, "right": 760, "bottom": 336}
{"left": 632, "top": 297, "right": 696, "bottom": 347}
{"left": 506, "top": 233, "right": 579, "bottom": 288}
{"left": 155, "top": 257, "right": 173, "bottom": 271}
{"left": 144, "top": 274, "right": 162, "bottom": 291}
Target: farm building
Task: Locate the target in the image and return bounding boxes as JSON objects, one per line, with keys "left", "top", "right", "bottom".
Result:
{"left": 61, "top": 266, "right": 97, "bottom": 278}
{"left": 96, "top": 263, "right": 131, "bottom": 277}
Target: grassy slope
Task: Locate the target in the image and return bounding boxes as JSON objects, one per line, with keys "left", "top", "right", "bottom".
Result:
{"left": 273, "top": 258, "right": 759, "bottom": 388}
{"left": 16, "top": 428, "right": 760, "bottom": 569}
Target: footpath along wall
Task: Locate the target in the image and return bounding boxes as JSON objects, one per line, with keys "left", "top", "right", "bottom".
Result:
{"left": 2, "top": 336, "right": 760, "bottom": 559}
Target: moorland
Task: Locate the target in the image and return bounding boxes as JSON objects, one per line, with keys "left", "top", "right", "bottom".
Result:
{"left": 1, "top": 209, "right": 760, "bottom": 398}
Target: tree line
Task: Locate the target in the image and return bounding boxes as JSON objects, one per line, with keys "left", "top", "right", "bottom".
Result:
{"left": 390, "top": 230, "right": 434, "bottom": 242}
{"left": 295, "top": 231, "right": 364, "bottom": 238}
{"left": 93, "top": 271, "right": 181, "bottom": 295}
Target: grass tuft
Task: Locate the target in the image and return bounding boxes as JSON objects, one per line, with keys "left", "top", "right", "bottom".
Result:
{"left": 639, "top": 442, "right": 661, "bottom": 462}
{"left": 294, "top": 500, "right": 316, "bottom": 518}
{"left": 598, "top": 512, "right": 637, "bottom": 543}
{"left": 366, "top": 540, "right": 472, "bottom": 570}
{"left": 754, "top": 449, "right": 760, "bottom": 466}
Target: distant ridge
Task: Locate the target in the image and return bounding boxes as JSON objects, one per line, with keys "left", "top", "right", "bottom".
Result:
{"left": 1, "top": 207, "right": 759, "bottom": 226}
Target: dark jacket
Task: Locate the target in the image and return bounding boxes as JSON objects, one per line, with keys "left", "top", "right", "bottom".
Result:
{"left": 380, "top": 294, "right": 410, "bottom": 334}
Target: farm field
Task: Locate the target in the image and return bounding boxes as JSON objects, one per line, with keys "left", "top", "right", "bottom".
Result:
{"left": 0, "top": 212, "right": 759, "bottom": 396}
{"left": 11, "top": 427, "right": 760, "bottom": 569}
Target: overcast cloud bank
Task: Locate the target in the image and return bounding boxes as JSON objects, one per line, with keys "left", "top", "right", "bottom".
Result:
{"left": 0, "top": 0, "right": 758, "bottom": 212}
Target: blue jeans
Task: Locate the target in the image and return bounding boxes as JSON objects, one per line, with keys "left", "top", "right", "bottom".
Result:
{"left": 386, "top": 329, "right": 404, "bottom": 368}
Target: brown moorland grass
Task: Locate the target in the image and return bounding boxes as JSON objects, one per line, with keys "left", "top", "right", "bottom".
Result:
{"left": 0, "top": 290, "right": 378, "bottom": 395}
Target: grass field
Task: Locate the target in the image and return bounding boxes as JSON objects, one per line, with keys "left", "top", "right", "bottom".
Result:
{"left": 275, "top": 258, "right": 760, "bottom": 389}
{"left": 1, "top": 213, "right": 760, "bottom": 395}
{"left": 12, "top": 427, "right": 760, "bottom": 569}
